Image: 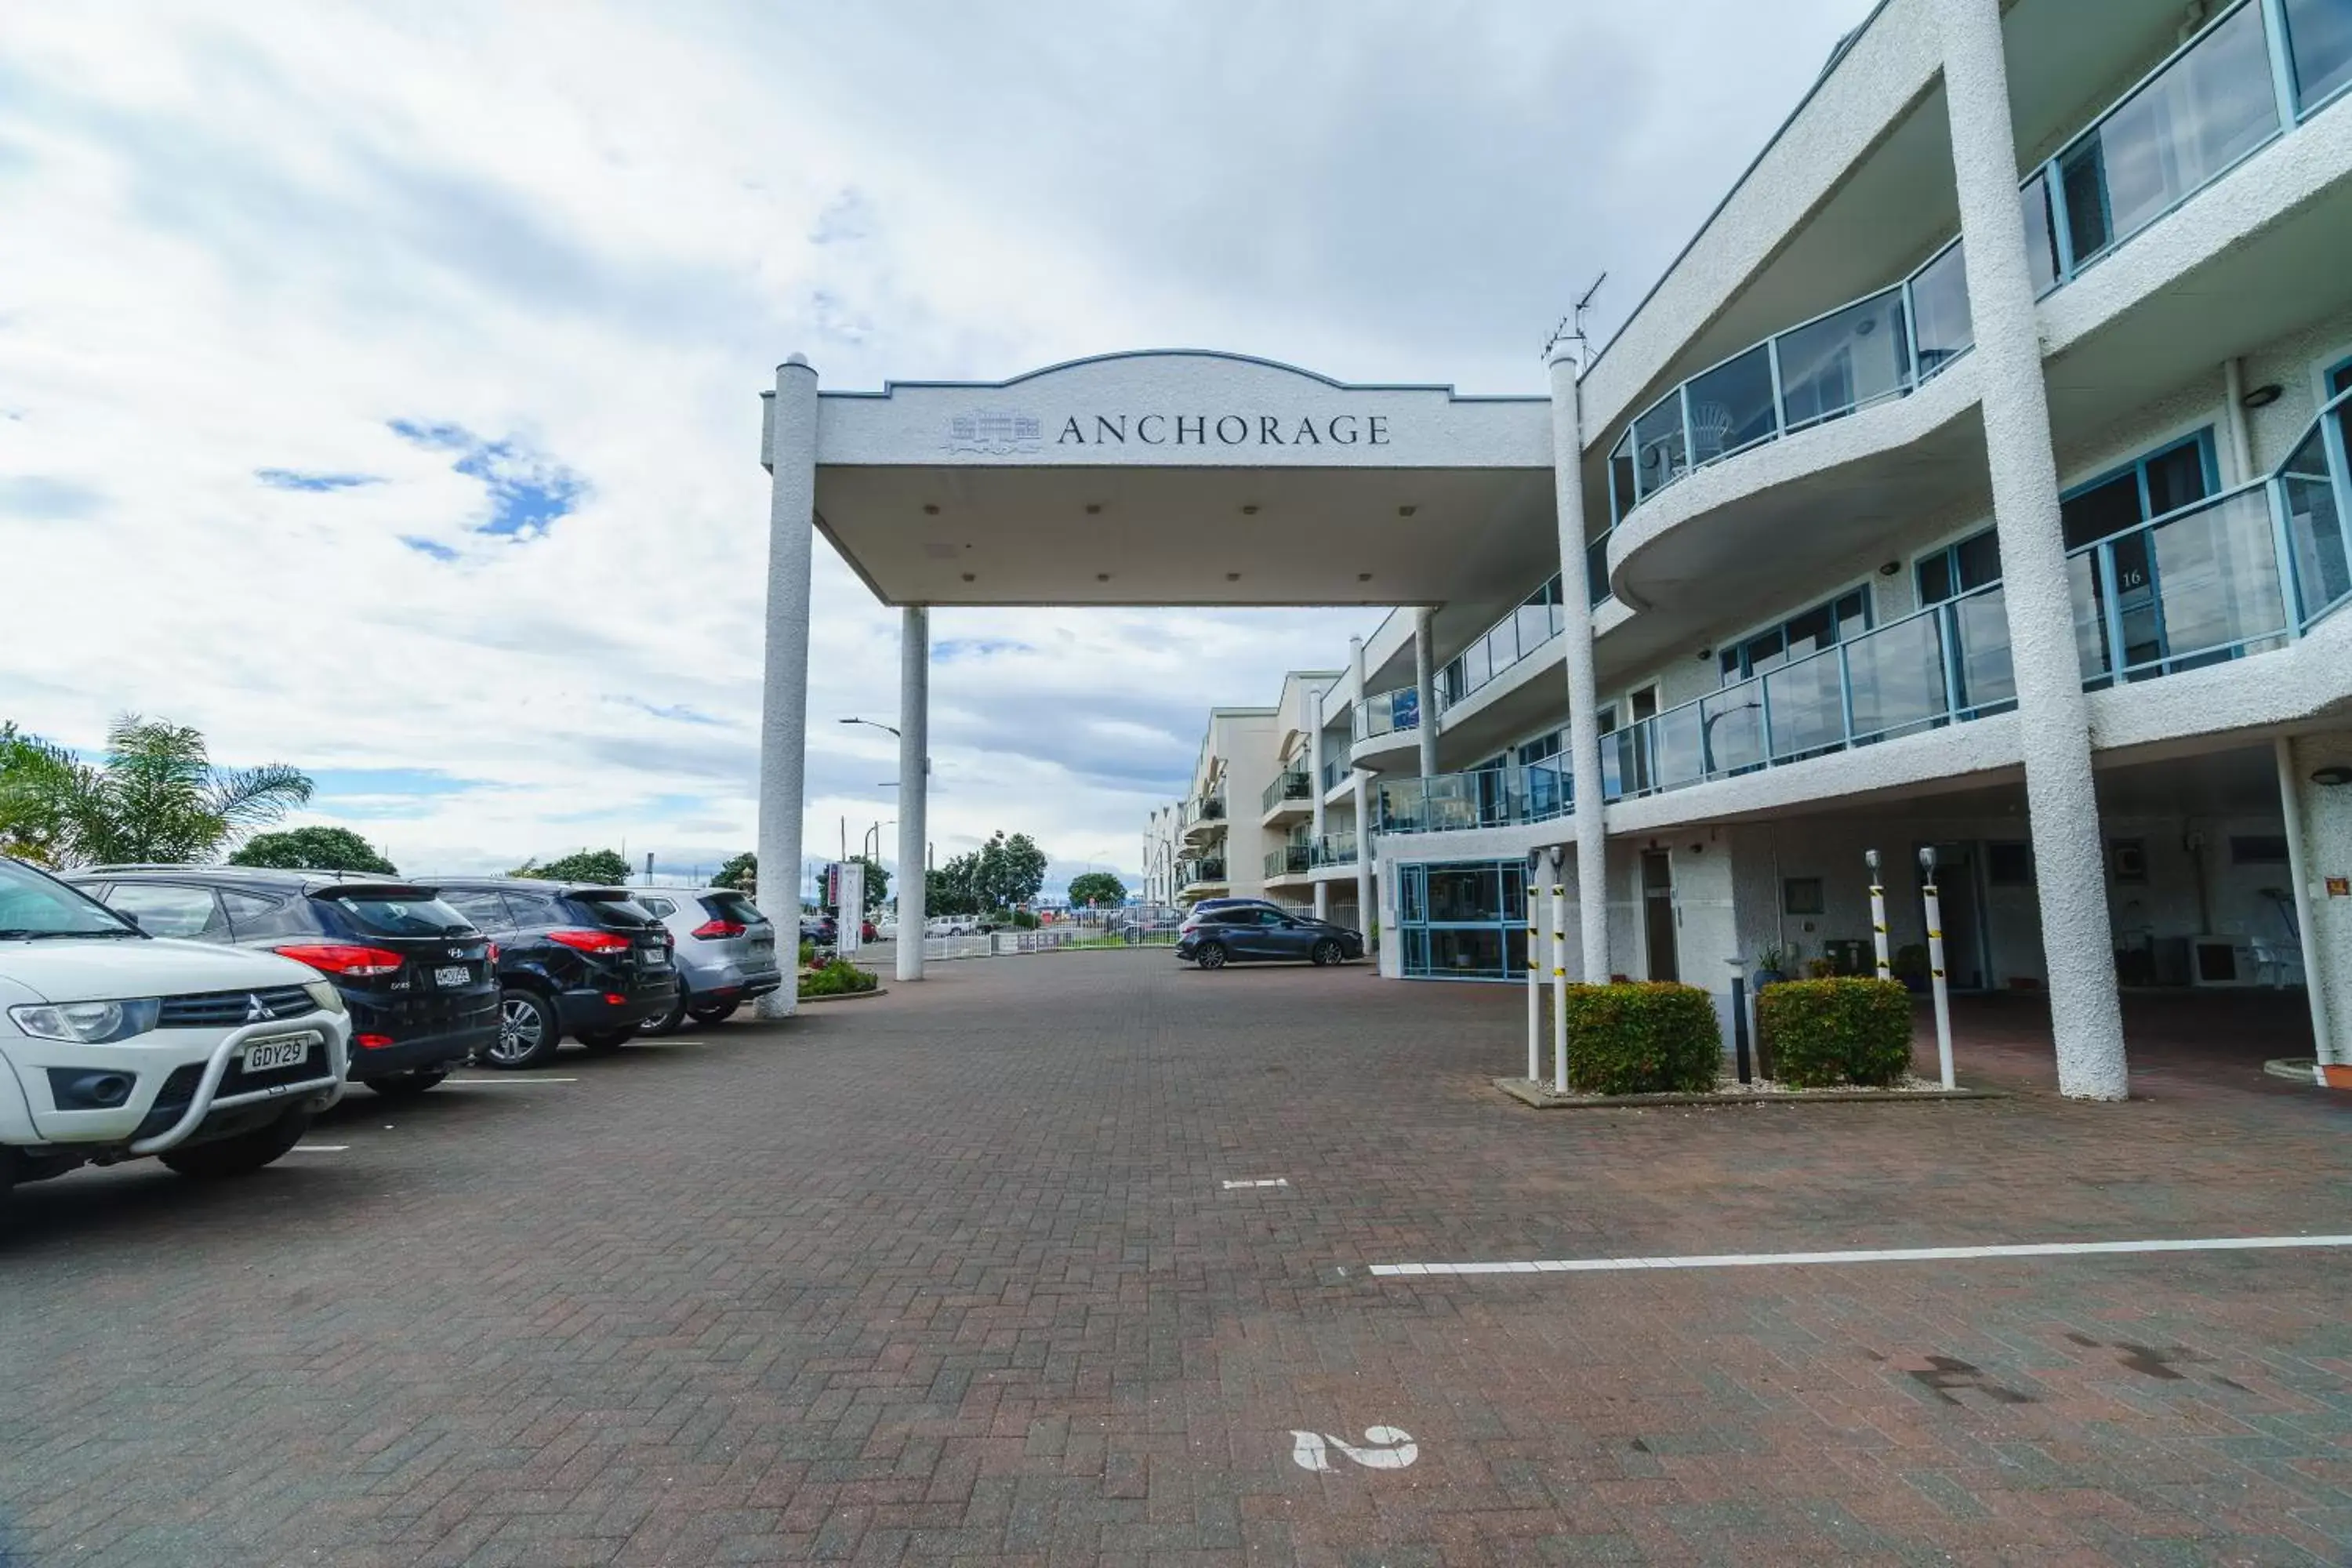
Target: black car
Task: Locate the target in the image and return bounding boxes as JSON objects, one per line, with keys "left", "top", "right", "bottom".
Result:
{"left": 67, "top": 866, "right": 498, "bottom": 1097}
{"left": 430, "top": 879, "right": 677, "bottom": 1069}
{"left": 1175, "top": 905, "right": 1366, "bottom": 969}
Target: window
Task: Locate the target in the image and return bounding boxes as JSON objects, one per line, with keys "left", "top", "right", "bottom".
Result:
{"left": 105, "top": 883, "right": 227, "bottom": 939}
{"left": 641, "top": 898, "right": 676, "bottom": 918}
{"left": 2060, "top": 430, "right": 2217, "bottom": 550}
{"left": 220, "top": 889, "right": 307, "bottom": 938}
{"left": 1516, "top": 731, "right": 1561, "bottom": 768}
{"left": 1720, "top": 589, "right": 1871, "bottom": 684}
{"left": 1918, "top": 528, "right": 2004, "bottom": 605}
{"left": 441, "top": 888, "right": 515, "bottom": 930}
{"left": 1986, "top": 843, "right": 2034, "bottom": 886}
{"left": 1782, "top": 877, "right": 1826, "bottom": 916}
{"left": 327, "top": 893, "right": 473, "bottom": 938}
{"left": 2230, "top": 834, "right": 2289, "bottom": 865}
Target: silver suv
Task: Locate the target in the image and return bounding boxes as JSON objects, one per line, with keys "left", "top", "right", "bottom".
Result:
{"left": 630, "top": 887, "right": 783, "bottom": 1033}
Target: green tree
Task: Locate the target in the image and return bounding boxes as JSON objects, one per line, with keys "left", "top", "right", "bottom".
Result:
{"left": 714, "top": 851, "right": 757, "bottom": 891}
{"left": 512, "top": 848, "right": 632, "bottom": 884}
{"left": 230, "top": 826, "right": 397, "bottom": 874}
{"left": 0, "top": 714, "right": 311, "bottom": 866}
{"left": 926, "top": 863, "right": 978, "bottom": 916}
{"left": 1065, "top": 871, "right": 1126, "bottom": 909}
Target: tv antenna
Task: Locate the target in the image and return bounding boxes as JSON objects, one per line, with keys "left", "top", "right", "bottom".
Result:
{"left": 1543, "top": 273, "right": 1608, "bottom": 365}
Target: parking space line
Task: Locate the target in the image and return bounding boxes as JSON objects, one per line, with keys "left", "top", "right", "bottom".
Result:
{"left": 290, "top": 1144, "right": 350, "bottom": 1152}
{"left": 443, "top": 1076, "right": 580, "bottom": 1085}
{"left": 1367, "top": 1233, "right": 2352, "bottom": 1279}
{"left": 1222, "top": 1178, "right": 1289, "bottom": 1189}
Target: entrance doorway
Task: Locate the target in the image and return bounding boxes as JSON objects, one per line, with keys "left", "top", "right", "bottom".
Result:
{"left": 1641, "top": 850, "right": 1679, "bottom": 982}
{"left": 1916, "top": 841, "right": 1991, "bottom": 991}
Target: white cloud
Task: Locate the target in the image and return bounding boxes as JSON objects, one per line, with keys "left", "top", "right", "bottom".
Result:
{"left": 0, "top": 0, "right": 1870, "bottom": 892}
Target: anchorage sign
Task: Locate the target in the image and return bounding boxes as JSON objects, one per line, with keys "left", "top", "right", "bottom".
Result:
{"left": 942, "top": 407, "right": 1391, "bottom": 456}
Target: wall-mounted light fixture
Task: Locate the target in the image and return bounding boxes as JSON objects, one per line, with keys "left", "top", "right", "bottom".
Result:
{"left": 2243, "top": 383, "right": 2285, "bottom": 409}
{"left": 2312, "top": 764, "right": 2352, "bottom": 787}
{"left": 1696, "top": 647, "right": 1713, "bottom": 661}
{"left": 1878, "top": 561, "right": 1901, "bottom": 576}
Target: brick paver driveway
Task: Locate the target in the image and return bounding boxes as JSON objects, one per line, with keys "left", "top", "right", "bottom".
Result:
{"left": 2, "top": 951, "right": 2347, "bottom": 1565}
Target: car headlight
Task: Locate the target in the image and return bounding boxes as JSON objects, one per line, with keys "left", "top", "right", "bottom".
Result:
{"left": 8, "top": 998, "right": 163, "bottom": 1044}
{"left": 301, "top": 980, "right": 347, "bottom": 1016}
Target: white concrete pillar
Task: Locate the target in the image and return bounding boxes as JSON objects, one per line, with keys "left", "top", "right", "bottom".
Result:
{"left": 2276, "top": 735, "right": 2335, "bottom": 1065}
{"left": 896, "top": 605, "right": 929, "bottom": 982}
{"left": 1311, "top": 689, "right": 1330, "bottom": 920}
{"left": 1547, "top": 351, "right": 1612, "bottom": 985}
{"left": 1936, "top": 0, "right": 2127, "bottom": 1099}
{"left": 1352, "top": 768, "right": 1376, "bottom": 949}
{"left": 755, "top": 355, "right": 819, "bottom": 1019}
{"left": 1412, "top": 608, "right": 1439, "bottom": 782}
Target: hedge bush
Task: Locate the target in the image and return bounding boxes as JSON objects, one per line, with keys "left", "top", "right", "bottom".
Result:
{"left": 798, "top": 959, "right": 878, "bottom": 999}
{"left": 1757, "top": 978, "right": 1912, "bottom": 1087}
{"left": 1562, "top": 982, "right": 1722, "bottom": 1095}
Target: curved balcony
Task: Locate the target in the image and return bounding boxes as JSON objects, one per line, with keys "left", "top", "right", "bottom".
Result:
{"left": 1260, "top": 769, "right": 1313, "bottom": 826}
{"left": 1606, "top": 387, "right": 2352, "bottom": 804}
{"left": 1308, "top": 829, "right": 1357, "bottom": 869}
{"left": 1348, "top": 684, "right": 1421, "bottom": 767}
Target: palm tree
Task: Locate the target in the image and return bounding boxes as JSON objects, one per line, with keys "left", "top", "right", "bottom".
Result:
{"left": 0, "top": 715, "right": 313, "bottom": 866}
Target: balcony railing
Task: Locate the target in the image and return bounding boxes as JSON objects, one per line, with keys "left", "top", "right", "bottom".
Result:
{"left": 1352, "top": 685, "right": 1421, "bottom": 741}
{"left": 1600, "top": 0, "right": 2351, "bottom": 532}
{"left": 1261, "top": 770, "right": 1312, "bottom": 812}
{"left": 1309, "top": 829, "right": 1358, "bottom": 868}
{"left": 1438, "top": 578, "right": 1566, "bottom": 713}
{"left": 1182, "top": 792, "right": 1227, "bottom": 827}
{"left": 1264, "top": 843, "right": 1312, "bottom": 878}
{"left": 1380, "top": 387, "right": 2352, "bottom": 831}
{"left": 1178, "top": 857, "right": 1228, "bottom": 887}
{"left": 1321, "top": 759, "right": 1347, "bottom": 792}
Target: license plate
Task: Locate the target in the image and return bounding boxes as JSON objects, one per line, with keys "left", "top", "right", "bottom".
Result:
{"left": 434, "top": 964, "right": 470, "bottom": 988}
{"left": 241, "top": 1035, "right": 314, "bottom": 1073}
{"left": 642, "top": 947, "right": 669, "bottom": 967}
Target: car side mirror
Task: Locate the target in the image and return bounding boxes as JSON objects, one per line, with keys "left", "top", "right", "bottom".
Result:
{"left": 117, "top": 910, "right": 141, "bottom": 930}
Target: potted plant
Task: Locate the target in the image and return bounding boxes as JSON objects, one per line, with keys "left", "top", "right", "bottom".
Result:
{"left": 1752, "top": 942, "right": 1795, "bottom": 989}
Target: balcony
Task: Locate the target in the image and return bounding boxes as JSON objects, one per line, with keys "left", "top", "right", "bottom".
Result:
{"left": 1308, "top": 829, "right": 1358, "bottom": 869}
{"left": 1377, "top": 761, "right": 1573, "bottom": 836}
{"left": 1263, "top": 842, "right": 1312, "bottom": 880}
{"left": 1608, "top": 387, "right": 2352, "bottom": 801}
{"left": 1436, "top": 578, "right": 1566, "bottom": 715}
{"left": 1260, "top": 769, "right": 1312, "bottom": 822}
{"left": 1177, "top": 857, "right": 1229, "bottom": 891}
{"left": 1352, "top": 685, "right": 1420, "bottom": 740}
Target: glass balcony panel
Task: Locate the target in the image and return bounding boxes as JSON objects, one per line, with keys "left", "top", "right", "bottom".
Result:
{"left": 2143, "top": 488, "right": 2289, "bottom": 667}
{"left": 1549, "top": 597, "right": 1567, "bottom": 637}
{"left": 2020, "top": 172, "right": 2063, "bottom": 296}
{"left": 1699, "top": 681, "right": 1767, "bottom": 775}
{"left": 1526, "top": 760, "right": 1571, "bottom": 822}
{"left": 1630, "top": 394, "right": 1688, "bottom": 499}
{"left": 1608, "top": 434, "right": 1638, "bottom": 527}
{"left": 1651, "top": 706, "right": 1706, "bottom": 792}
{"left": 1514, "top": 601, "right": 1555, "bottom": 662}
{"left": 2070, "top": 552, "right": 2115, "bottom": 681}
{"left": 1777, "top": 289, "right": 1911, "bottom": 430}
{"left": 1586, "top": 535, "right": 1612, "bottom": 606}
{"left": 2281, "top": 420, "right": 2352, "bottom": 620}
{"left": 2061, "top": 3, "right": 2279, "bottom": 270}
{"left": 1909, "top": 242, "right": 1973, "bottom": 376}
{"left": 1377, "top": 777, "right": 1425, "bottom": 832}
{"left": 1685, "top": 344, "right": 1778, "bottom": 466}
{"left": 1951, "top": 586, "right": 2017, "bottom": 711}
{"left": 1762, "top": 652, "right": 1845, "bottom": 761}
{"left": 2287, "top": 0, "right": 2352, "bottom": 109}
{"left": 1844, "top": 608, "right": 1950, "bottom": 742}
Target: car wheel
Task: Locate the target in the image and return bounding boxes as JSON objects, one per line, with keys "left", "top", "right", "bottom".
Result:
{"left": 366, "top": 1069, "right": 448, "bottom": 1098}
{"left": 640, "top": 987, "right": 689, "bottom": 1037}
{"left": 687, "top": 1000, "right": 739, "bottom": 1025}
{"left": 1310, "top": 938, "right": 1341, "bottom": 967}
{"left": 159, "top": 1108, "right": 310, "bottom": 1178}
{"left": 1196, "top": 942, "right": 1228, "bottom": 971}
{"left": 485, "top": 989, "right": 562, "bottom": 1069}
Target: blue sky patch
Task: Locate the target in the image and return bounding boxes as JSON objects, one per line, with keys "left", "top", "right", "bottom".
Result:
{"left": 256, "top": 468, "right": 381, "bottom": 491}
{"left": 401, "top": 535, "right": 457, "bottom": 561}
{"left": 935, "top": 637, "right": 1030, "bottom": 661}
{"left": 390, "top": 418, "right": 586, "bottom": 539}
{"left": 627, "top": 699, "right": 728, "bottom": 726}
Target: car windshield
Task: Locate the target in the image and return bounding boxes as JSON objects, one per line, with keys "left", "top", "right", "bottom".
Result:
{"left": 565, "top": 891, "right": 660, "bottom": 929}
{"left": 324, "top": 891, "right": 475, "bottom": 938}
{"left": 0, "top": 858, "right": 141, "bottom": 939}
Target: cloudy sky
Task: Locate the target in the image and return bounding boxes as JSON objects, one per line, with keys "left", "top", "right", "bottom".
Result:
{"left": 0, "top": 0, "right": 1867, "bottom": 897}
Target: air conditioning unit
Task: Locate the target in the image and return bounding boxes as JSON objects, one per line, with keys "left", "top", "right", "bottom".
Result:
{"left": 2188, "top": 936, "right": 2256, "bottom": 988}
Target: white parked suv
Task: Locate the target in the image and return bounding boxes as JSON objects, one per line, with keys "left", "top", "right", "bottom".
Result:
{"left": 0, "top": 856, "right": 350, "bottom": 1211}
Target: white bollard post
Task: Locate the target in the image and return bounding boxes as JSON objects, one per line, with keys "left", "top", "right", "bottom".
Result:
{"left": 1866, "top": 848, "right": 1892, "bottom": 980}
{"left": 1549, "top": 854, "right": 1570, "bottom": 1094}
{"left": 1524, "top": 876, "right": 1541, "bottom": 1084}
{"left": 1921, "top": 850, "right": 1956, "bottom": 1090}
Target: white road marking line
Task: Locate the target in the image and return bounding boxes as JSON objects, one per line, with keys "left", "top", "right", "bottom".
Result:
{"left": 444, "top": 1076, "right": 580, "bottom": 1085}
{"left": 289, "top": 1144, "right": 350, "bottom": 1152}
{"left": 1369, "top": 1234, "right": 2352, "bottom": 1278}
{"left": 1221, "top": 1178, "right": 1290, "bottom": 1189}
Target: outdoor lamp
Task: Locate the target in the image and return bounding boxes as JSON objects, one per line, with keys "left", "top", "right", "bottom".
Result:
{"left": 2311, "top": 764, "right": 2352, "bottom": 787}
{"left": 1918, "top": 845, "right": 1938, "bottom": 878}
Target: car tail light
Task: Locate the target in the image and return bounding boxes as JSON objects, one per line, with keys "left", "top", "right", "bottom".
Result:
{"left": 548, "top": 929, "right": 632, "bottom": 954}
{"left": 602, "top": 993, "right": 626, "bottom": 1005}
{"left": 690, "top": 919, "right": 746, "bottom": 939}
{"left": 274, "top": 942, "right": 404, "bottom": 978}
{"left": 486, "top": 942, "right": 499, "bottom": 962}
{"left": 354, "top": 1033, "right": 395, "bottom": 1051}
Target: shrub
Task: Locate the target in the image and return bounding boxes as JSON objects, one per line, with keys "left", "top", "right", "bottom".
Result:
{"left": 1561, "top": 982, "right": 1722, "bottom": 1095}
{"left": 1011, "top": 909, "right": 1040, "bottom": 931}
{"left": 799, "top": 939, "right": 816, "bottom": 967}
{"left": 1758, "top": 978, "right": 1913, "bottom": 1087}
{"left": 798, "top": 959, "right": 877, "bottom": 999}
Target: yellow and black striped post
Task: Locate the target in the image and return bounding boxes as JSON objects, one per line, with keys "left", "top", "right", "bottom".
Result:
{"left": 1524, "top": 880, "right": 1541, "bottom": 1083}
{"left": 1549, "top": 871, "right": 1570, "bottom": 1095}
{"left": 1922, "top": 875, "right": 1956, "bottom": 1089}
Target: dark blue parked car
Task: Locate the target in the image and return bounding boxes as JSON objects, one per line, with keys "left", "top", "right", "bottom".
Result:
{"left": 1176, "top": 906, "right": 1365, "bottom": 969}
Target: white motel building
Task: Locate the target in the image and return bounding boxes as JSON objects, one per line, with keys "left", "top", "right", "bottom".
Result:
{"left": 760, "top": 0, "right": 2352, "bottom": 1099}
